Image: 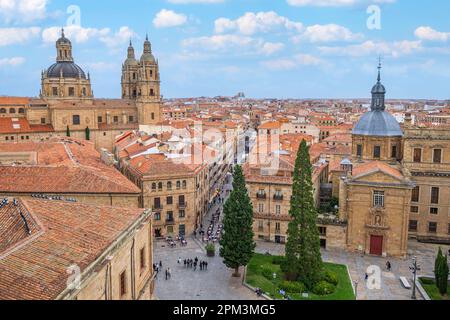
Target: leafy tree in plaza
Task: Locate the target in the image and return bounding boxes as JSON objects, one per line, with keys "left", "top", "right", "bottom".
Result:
{"left": 220, "top": 165, "right": 256, "bottom": 277}
{"left": 85, "top": 126, "right": 91, "bottom": 140}
{"left": 434, "top": 247, "right": 449, "bottom": 296}
{"left": 66, "top": 125, "right": 70, "bottom": 137}
{"left": 283, "top": 140, "right": 323, "bottom": 288}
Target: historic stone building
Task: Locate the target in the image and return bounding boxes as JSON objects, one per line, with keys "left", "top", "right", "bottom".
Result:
{"left": 0, "top": 30, "right": 162, "bottom": 151}
{"left": 0, "top": 198, "right": 154, "bottom": 300}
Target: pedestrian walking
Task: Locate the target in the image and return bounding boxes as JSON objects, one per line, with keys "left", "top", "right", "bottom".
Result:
{"left": 386, "top": 261, "right": 392, "bottom": 272}
{"left": 365, "top": 273, "right": 368, "bottom": 281}
{"left": 165, "top": 269, "right": 168, "bottom": 280}
{"left": 167, "top": 268, "right": 171, "bottom": 279}
{"left": 159, "top": 261, "right": 163, "bottom": 269}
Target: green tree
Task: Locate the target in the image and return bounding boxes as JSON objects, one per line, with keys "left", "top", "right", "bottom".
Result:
{"left": 66, "top": 125, "right": 70, "bottom": 137}
{"left": 284, "top": 140, "right": 323, "bottom": 289}
{"left": 435, "top": 247, "right": 449, "bottom": 296}
{"left": 220, "top": 165, "right": 256, "bottom": 277}
{"left": 85, "top": 126, "right": 91, "bottom": 140}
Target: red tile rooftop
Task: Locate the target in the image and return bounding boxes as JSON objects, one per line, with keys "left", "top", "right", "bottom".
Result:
{"left": 0, "top": 198, "right": 150, "bottom": 300}
{"left": 0, "top": 138, "right": 140, "bottom": 194}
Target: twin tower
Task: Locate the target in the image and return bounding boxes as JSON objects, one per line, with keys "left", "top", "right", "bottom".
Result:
{"left": 121, "top": 35, "right": 162, "bottom": 124}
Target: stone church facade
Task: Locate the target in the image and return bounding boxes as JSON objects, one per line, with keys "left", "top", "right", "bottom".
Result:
{"left": 0, "top": 30, "right": 162, "bottom": 151}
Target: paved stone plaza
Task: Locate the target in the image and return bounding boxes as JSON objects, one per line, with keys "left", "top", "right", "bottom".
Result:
{"left": 154, "top": 235, "right": 448, "bottom": 300}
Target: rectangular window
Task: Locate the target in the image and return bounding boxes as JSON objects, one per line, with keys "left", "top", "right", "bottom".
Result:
{"left": 52, "top": 87, "right": 58, "bottom": 96}
{"left": 140, "top": 247, "right": 146, "bottom": 271}
{"left": 275, "top": 223, "right": 281, "bottom": 233}
{"left": 119, "top": 271, "right": 127, "bottom": 297}
{"left": 428, "top": 222, "right": 437, "bottom": 233}
{"left": 98, "top": 116, "right": 103, "bottom": 123}
{"left": 154, "top": 212, "right": 161, "bottom": 221}
{"left": 433, "top": 149, "right": 442, "bottom": 164}
{"left": 113, "top": 116, "right": 119, "bottom": 123}
{"left": 411, "top": 186, "right": 420, "bottom": 203}
{"left": 258, "top": 221, "right": 263, "bottom": 232}
{"left": 275, "top": 205, "right": 281, "bottom": 215}
{"left": 413, "top": 148, "right": 422, "bottom": 163}
{"left": 72, "top": 115, "right": 80, "bottom": 125}
{"left": 409, "top": 220, "right": 418, "bottom": 232}
{"left": 431, "top": 187, "right": 439, "bottom": 204}
{"left": 318, "top": 227, "right": 327, "bottom": 236}
{"left": 129, "top": 116, "right": 134, "bottom": 122}
{"left": 430, "top": 207, "right": 438, "bottom": 215}
{"left": 410, "top": 206, "right": 419, "bottom": 214}
{"left": 179, "top": 210, "right": 185, "bottom": 218}
{"left": 166, "top": 196, "right": 173, "bottom": 205}
{"left": 41, "top": 118, "right": 46, "bottom": 124}
{"left": 68, "top": 87, "right": 75, "bottom": 97}
{"left": 373, "top": 191, "right": 385, "bottom": 208}
{"left": 391, "top": 145, "right": 397, "bottom": 159}
{"left": 373, "top": 146, "right": 381, "bottom": 159}
{"left": 258, "top": 203, "right": 264, "bottom": 213}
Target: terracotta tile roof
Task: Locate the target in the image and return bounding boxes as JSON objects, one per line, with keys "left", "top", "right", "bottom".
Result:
{"left": 0, "top": 97, "right": 29, "bottom": 105}
{"left": 352, "top": 161, "right": 405, "bottom": 181}
{"left": 258, "top": 121, "right": 281, "bottom": 130}
{"left": 0, "top": 138, "right": 140, "bottom": 194}
{"left": 0, "top": 198, "right": 148, "bottom": 300}
{"left": 0, "top": 117, "right": 55, "bottom": 134}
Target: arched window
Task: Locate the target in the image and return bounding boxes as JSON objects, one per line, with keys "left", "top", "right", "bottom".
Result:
{"left": 182, "top": 180, "right": 187, "bottom": 189}
{"left": 0, "top": 108, "right": 6, "bottom": 114}
{"left": 176, "top": 181, "right": 181, "bottom": 189}
{"left": 167, "top": 181, "right": 172, "bottom": 190}
{"left": 9, "top": 108, "right": 16, "bottom": 114}
{"left": 151, "top": 183, "right": 156, "bottom": 191}
{"left": 18, "top": 108, "right": 25, "bottom": 114}
{"left": 158, "top": 182, "right": 163, "bottom": 190}
{"left": 150, "top": 89, "right": 154, "bottom": 96}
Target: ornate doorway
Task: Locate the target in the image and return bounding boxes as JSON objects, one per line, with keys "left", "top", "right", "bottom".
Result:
{"left": 370, "top": 235, "right": 383, "bottom": 256}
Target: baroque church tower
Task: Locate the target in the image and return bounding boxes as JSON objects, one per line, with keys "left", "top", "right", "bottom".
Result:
{"left": 41, "top": 29, "right": 93, "bottom": 101}
{"left": 121, "top": 35, "right": 161, "bottom": 125}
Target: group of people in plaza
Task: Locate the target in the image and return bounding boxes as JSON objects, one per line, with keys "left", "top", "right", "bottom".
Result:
{"left": 153, "top": 261, "right": 172, "bottom": 280}
{"left": 179, "top": 256, "right": 209, "bottom": 271}
{"left": 166, "top": 235, "right": 188, "bottom": 248}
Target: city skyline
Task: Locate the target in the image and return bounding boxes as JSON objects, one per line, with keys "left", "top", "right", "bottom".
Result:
{"left": 0, "top": 0, "right": 449, "bottom": 100}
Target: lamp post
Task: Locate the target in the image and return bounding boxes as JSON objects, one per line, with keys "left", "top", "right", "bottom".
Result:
{"left": 354, "top": 280, "right": 359, "bottom": 299}
{"left": 409, "top": 256, "right": 421, "bottom": 300}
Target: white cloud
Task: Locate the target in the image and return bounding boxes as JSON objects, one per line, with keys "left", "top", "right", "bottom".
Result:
{"left": 100, "top": 26, "right": 137, "bottom": 49}
{"left": 415, "top": 26, "right": 450, "bottom": 42}
{"left": 293, "top": 24, "right": 363, "bottom": 43}
{"left": 261, "top": 42, "right": 285, "bottom": 55}
{"left": 153, "top": 9, "right": 188, "bottom": 28}
{"left": 319, "top": 40, "right": 422, "bottom": 58}
{"left": 42, "top": 25, "right": 110, "bottom": 44}
{"left": 181, "top": 34, "right": 284, "bottom": 56}
{"left": 287, "top": 0, "right": 395, "bottom": 7}
{"left": 0, "top": 56, "right": 26, "bottom": 67}
{"left": 0, "top": 0, "right": 49, "bottom": 23}
{"left": 0, "top": 27, "right": 40, "bottom": 46}
{"left": 214, "top": 11, "right": 303, "bottom": 35}
{"left": 167, "top": 0, "right": 224, "bottom": 3}
{"left": 262, "top": 54, "right": 325, "bottom": 70}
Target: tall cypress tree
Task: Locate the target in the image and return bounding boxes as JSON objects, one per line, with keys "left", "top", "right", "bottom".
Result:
{"left": 220, "top": 165, "right": 256, "bottom": 277}
{"left": 66, "top": 125, "right": 71, "bottom": 137}
{"left": 85, "top": 126, "right": 91, "bottom": 140}
{"left": 282, "top": 140, "right": 303, "bottom": 281}
{"left": 296, "top": 140, "right": 323, "bottom": 289}
{"left": 435, "top": 247, "right": 449, "bottom": 296}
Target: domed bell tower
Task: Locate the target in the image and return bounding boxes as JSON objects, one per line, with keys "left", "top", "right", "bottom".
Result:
{"left": 136, "top": 35, "right": 162, "bottom": 125}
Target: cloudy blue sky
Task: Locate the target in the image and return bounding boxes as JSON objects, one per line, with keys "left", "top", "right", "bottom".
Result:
{"left": 0, "top": 0, "right": 449, "bottom": 99}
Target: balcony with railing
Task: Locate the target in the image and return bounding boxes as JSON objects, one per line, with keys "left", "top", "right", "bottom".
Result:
{"left": 165, "top": 218, "right": 176, "bottom": 225}
{"left": 152, "top": 204, "right": 164, "bottom": 212}
{"left": 177, "top": 202, "right": 187, "bottom": 209}
{"left": 273, "top": 194, "right": 284, "bottom": 201}
{"left": 256, "top": 192, "right": 266, "bottom": 200}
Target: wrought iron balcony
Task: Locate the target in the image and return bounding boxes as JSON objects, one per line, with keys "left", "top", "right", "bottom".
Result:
{"left": 178, "top": 202, "right": 187, "bottom": 209}
{"left": 256, "top": 193, "right": 266, "bottom": 199}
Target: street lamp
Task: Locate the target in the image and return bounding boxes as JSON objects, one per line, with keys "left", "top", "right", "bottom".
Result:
{"left": 354, "top": 280, "right": 359, "bottom": 299}
{"left": 409, "top": 256, "right": 421, "bottom": 300}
